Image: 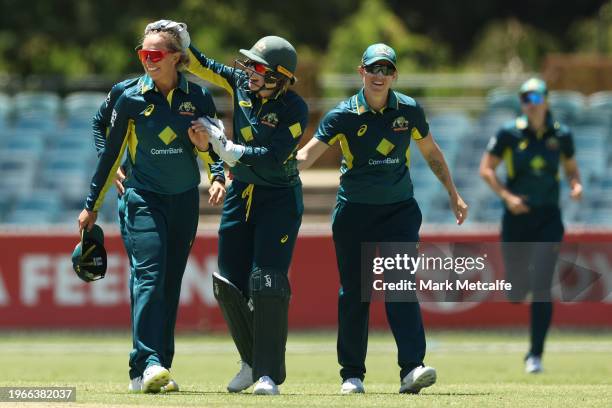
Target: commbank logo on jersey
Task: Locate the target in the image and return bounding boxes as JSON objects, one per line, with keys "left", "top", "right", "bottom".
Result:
{"left": 261, "top": 112, "right": 279, "bottom": 127}
{"left": 178, "top": 101, "right": 196, "bottom": 116}
{"left": 392, "top": 116, "right": 409, "bottom": 131}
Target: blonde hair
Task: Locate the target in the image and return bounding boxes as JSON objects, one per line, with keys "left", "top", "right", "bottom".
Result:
{"left": 141, "top": 27, "right": 189, "bottom": 71}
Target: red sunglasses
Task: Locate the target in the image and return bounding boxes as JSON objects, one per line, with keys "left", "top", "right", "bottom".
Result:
{"left": 244, "top": 60, "right": 269, "bottom": 75}
{"left": 137, "top": 49, "right": 171, "bottom": 63}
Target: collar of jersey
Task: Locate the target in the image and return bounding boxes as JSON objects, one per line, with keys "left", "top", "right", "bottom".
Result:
{"left": 516, "top": 111, "right": 554, "bottom": 135}
{"left": 140, "top": 72, "right": 189, "bottom": 95}
{"left": 355, "top": 88, "right": 399, "bottom": 115}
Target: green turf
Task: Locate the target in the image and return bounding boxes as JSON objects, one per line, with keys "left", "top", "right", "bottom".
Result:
{"left": 0, "top": 330, "right": 610, "bottom": 407}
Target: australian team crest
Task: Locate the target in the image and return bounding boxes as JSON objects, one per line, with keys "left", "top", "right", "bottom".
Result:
{"left": 546, "top": 137, "right": 559, "bottom": 150}
{"left": 392, "top": 116, "right": 409, "bottom": 131}
{"left": 178, "top": 101, "right": 196, "bottom": 116}
{"left": 261, "top": 112, "right": 279, "bottom": 127}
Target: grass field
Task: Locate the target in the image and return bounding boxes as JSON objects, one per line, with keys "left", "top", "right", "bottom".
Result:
{"left": 0, "top": 330, "right": 610, "bottom": 407}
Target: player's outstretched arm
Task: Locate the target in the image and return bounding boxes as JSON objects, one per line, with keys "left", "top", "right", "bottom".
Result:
{"left": 296, "top": 137, "right": 330, "bottom": 171}
{"left": 416, "top": 133, "right": 468, "bottom": 225}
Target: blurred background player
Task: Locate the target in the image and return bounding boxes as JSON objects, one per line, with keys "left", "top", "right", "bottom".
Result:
{"left": 78, "top": 22, "right": 219, "bottom": 393}
{"left": 297, "top": 43, "right": 468, "bottom": 394}
{"left": 479, "top": 77, "right": 583, "bottom": 373}
{"left": 171, "top": 22, "right": 308, "bottom": 395}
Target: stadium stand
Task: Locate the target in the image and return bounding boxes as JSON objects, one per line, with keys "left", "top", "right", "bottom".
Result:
{"left": 0, "top": 89, "right": 610, "bottom": 227}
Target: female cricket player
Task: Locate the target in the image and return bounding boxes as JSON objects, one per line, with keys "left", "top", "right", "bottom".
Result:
{"left": 159, "top": 21, "right": 308, "bottom": 395}
{"left": 78, "top": 22, "right": 219, "bottom": 393}
{"left": 479, "top": 78, "right": 582, "bottom": 373}
{"left": 297, "top": 43, "right": 468, "bottom": 394}
{"left": 89, "top": 71, "right": 225, "bottom": 393}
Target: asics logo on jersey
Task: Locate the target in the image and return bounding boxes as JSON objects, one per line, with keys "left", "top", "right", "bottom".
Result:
{"left": 143, "top": 104, "right": 155, "bottom": 117}
{"left": 357, "top": 124, "right": 368, "bottom": 136}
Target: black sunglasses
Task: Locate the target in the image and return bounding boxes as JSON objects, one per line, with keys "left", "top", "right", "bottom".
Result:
{"left": 363, "top": 64, "right": 396, "bottom": 76}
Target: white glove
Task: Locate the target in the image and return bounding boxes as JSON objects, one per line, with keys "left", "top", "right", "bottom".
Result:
{"left": 145, "top": 20, "right": 190, "bottom": 49}
{"left": 197, "top": 117, "right": 245, "bottom": 167}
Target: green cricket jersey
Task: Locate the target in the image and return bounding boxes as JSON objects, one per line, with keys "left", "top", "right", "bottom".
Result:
{"left": 92, "top": 76, "right": 225, "bottom": 187}
{"left": 315, "top": 88, "right": 429, "bottom": 204}
{"left": 187, "top": 45, "right": 309, "bottom": 187}
{"left": 487, "top": 112, "right": 575, "bottom": 208}
{"left": 85, "top": 73, "right": 220, "bottom": 211}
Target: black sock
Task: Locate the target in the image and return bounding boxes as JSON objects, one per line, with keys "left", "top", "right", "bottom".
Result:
{"left": 529, "top": 301, "right": 553, "bottom": 357}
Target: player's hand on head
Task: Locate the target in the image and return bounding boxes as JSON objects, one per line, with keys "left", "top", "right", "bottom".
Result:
{"left": 146, "top": 20, "right": 190, "bottom": 49}
{"left": 450, "top": 192, "right": 468, "bottom": 225}
{"left": 78, "top": 209, "right": 97, "bottom": 232}
{"left": 504, "top": 193, "right": 530, "bottom": 215}
{"left": 208, "top": 180, "right": 226, "bottom": 206}
{"left": 114, "top": 166, "right": 126, "bottom": 196}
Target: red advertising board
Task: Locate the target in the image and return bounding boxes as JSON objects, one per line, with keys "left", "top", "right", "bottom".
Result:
{"left": 0, "top": 230, "right": 611, "bottom": 329}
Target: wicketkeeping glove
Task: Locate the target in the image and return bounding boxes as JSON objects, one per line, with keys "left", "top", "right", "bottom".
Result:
{"left": 197, "top": 117, "right": 245, "bottom": 167}
{"left": 145, "top": 20, "right": 190, "bottom": 49}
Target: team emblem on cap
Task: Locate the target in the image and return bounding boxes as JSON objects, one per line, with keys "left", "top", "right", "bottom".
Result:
{"left": 376, "top": 45, "right": 392, "bottom": 56}
{"left": 254, "top": 40, "right": 266, "bottom": 52}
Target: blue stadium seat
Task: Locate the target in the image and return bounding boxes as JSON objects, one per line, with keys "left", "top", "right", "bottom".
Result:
{"left": 64, "top": 92, "right": 107, "bottom": 129}
{"left": 5, "top": 190, "right": 63, "bottom": 224}
{"left": 548, "top": 90, "right": 585, "bottom": 125}
{"left": 588, "top": 91, "right": 612, "bottom": 111}
{"left": 13, "top": 91, "right": 60, "bottom": 131}
{"left": 0, "top": 153, "right": 38, "bottom": 197}
{"left": 0, "top": 93, "right": 11, "bottom": 129}
{"left": 486, "top": 89, "right": 521, "bottom": 114}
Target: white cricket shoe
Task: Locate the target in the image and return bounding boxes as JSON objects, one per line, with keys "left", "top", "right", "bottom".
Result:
{"left": 253, "top": 376, "right": 279, "bottom": 395}
{"left": 227, "top": 361, "right": 254, "bottom": 393}
{"left": 341, "top": 378, "right": 365, "bottom": 394}
{"left": 525, "top": 356, "right": 543, "bottom": 374}
{"left": 142, "top": 365, "right": 170, "bottom": 393}
{"left": 399, "top": 366, "right": 437, "bottom": 394}
{"left": 128, "top": 376, "right": 143, "bottom": 392}
{"left": 129, "top": 375, "right": 178, "bottom": 393}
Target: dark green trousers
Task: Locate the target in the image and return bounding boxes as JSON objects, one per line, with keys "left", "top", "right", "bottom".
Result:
{"left": 332, "top": 198, "right": 426, "bottom": 381}
{"left": 501, "top": 206, "right": 564, "bottom": 357}
{"left": 217, "top": 180, "right": 303, "bottom": 294}
{"left": 121, "top": 187, "right": 199, "bottom": 380}
{"left": 217, "top": 180, "right": 302, "bottom": 385}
